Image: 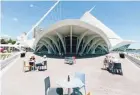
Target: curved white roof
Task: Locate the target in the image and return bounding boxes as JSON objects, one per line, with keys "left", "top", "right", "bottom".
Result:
{"left": 33, "top": 19, "right": 111, "bottom": 50}
{"left": 80, "top": 11, "right": 122, "bottom": 39}
{"left": 26, "top": 11, "right": 133, "bottom": 52}
{"left": 80, "top": 11, "right": 134, "bottom": 49}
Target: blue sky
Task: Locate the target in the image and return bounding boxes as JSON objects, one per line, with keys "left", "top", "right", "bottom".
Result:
{"left": 1, "top": 1, "right": 140, "bottom": 48}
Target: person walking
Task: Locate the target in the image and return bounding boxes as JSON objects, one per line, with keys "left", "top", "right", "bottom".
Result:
{"left": 103, "top": 56, "right": 108, "bottom": 69}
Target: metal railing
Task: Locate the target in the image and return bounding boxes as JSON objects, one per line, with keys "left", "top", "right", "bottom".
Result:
{"left": 0, "top": 52, "right": 21, "bottom": 70}
{"left": 125, "top": 54, "right": 140, "bottom": 68}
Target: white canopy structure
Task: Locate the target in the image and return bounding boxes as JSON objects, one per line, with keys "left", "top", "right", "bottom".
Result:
{"left": 14, "top": 1, "right": 133, "bottom": 57}
{"left": 30, "top": 10, "right": 133, "bottom": 56}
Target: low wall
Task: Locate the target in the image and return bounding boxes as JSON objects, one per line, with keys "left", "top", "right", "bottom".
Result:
{"left": 125, "top": 54, "right": 140, "bottom": 68}
{"left": 0, "top": 52, "right": 21, "bottom": 70}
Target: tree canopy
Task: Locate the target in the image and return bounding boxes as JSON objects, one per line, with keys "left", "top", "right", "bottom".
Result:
{"left": 0, "top": 38, "right": 16, "bottom": 44}
{"left": 0, "top": 39, "right": 7, "bottom": 44}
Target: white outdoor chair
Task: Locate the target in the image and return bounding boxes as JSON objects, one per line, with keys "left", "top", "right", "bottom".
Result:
{"left": 44, "top": 76, "right": 51, "bottom": 95}
{"left": 23, "top": 61, "right": 31, "bottom": 72}
{"left": 44, "top": 76, "right": 63, "bottom": 95}
{"left": 75, "top": 72, "right": 86, "bottom": 95}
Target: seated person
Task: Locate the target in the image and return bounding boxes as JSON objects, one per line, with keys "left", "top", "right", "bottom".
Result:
{"left": 112, "top": 57, "right": 119, "bottom": 63}
{"left": 32, "top": 56, "right": 35, "bottom": 61}
{"left": 29, "top": 58, "right": 34, "bottom": 70}
{"left": 43, "top": 55, "right": 47, "bottom": 61}
{"left": 43, "top": 55, "right": 47, "bottom": 69}
{"left": 107, "top": 56, "right": 115, "bottom": 71}
{"left": 36, "top": 55, "right": 47, "bottom": 70}
{"left": 29, "top": 58, "right": 34, "bottom": 66}
{"left": 35, "top": 59, "right": 44, "bottom": 71}
{"left": 32, "top": 56, "right": 36, "bottom": 63}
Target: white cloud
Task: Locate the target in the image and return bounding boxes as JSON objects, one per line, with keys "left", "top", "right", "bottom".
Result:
{"left": 13, "top": 17, "right": 18, "bottom": 22}
{"left": 30, "top": 4, "right": 34, "bottom": 8}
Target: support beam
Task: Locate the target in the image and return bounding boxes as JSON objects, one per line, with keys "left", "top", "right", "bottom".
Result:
{"left": 88, "top": 6, "right": 96, "bottom": 13}
{"left": 94, "top": 43, "right": 107, "bottom": 52}
{"left": 35, "top": 44, "right": 43, "bottom": 52}
{"left": 43, "top": 35, "right": 60, "bottom": 53}
{"left": 39, "top": 39, "right": 56, "bottom": 54}
{"left": 80, "top": 35, "right": 100, "bottom": 54}
{"left": 36, "top": 42, "right": 48, "bottom": 51}
{"left": 37, "top": 43, "right": 48, "bottom": 52}
{"left": 100, "top": 45, "right": 108, "bottom": 52}
{"left": 56, "top": 32, "right": 66, "bottom": 54}
{"left": 76, "top": 30, "right": 88, "bottom": 54}
{"left": 26, "top": 0, "right": 60, "bottom": 37}
{"left": 70, "top": 26, "right": 72, "bottom": 54}
{"left": 87, "top": 38, "right": 102, "bottom": 53}
{"left": 91, "top": 40, "right": 106, "bottom": 53}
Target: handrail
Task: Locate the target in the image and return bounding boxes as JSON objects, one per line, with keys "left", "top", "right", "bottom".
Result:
{"left": 0, "top": 52, "right": 21, "bottom": 70}
{"left": 125, "top": 54, "right": 140, "bottom": 68}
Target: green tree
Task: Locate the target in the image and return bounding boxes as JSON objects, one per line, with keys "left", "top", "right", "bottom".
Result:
{"left": 0, "top": 39, "right": 7, "bottom": 44}
{"left": 12, "top": 40, "right": 16, "bottom": 44}
{"left": 7, "top": 39, "right": 13, "bottom": 44}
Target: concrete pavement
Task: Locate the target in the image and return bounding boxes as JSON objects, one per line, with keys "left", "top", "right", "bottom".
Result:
{"left": 1, "top": 52, "right": 140, "bottom": 95}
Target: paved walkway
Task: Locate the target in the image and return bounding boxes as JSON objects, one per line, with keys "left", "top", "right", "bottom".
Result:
{"left": 1, "top": 52, "right": 140, "bottom": 95}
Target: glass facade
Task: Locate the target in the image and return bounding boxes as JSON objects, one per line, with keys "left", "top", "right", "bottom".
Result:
{"left": 35, "top": 36, "right": 108, "bottom": 57}
{"left": 112, "top": 44, "right": 130, "bottom": 52}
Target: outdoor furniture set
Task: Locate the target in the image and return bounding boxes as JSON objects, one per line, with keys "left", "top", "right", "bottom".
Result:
{"left": 45, "top": 72, "right": 87, "bottom": 95}
{"left": 107, "top": 62, "right": 123, "bottom": 75}
{"left": 23, "top": 56, "right": 47, "bottom": 72}
{"left": 104, "top": 55, "right": 123, "bottom": 75}
{"left": 64, "top": 57, "right": 76, "bottom": 65}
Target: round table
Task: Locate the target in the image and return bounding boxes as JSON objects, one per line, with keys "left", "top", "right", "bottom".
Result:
{"left": 56, "top": 77, "right": 84, "bottom": 95}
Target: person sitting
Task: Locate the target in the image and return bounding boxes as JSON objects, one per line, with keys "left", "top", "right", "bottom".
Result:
{"left": 35, "top": 55, "right": 46, "bottom": 71}
{"left": 107, "top": 56, "right": 114, "bottom": 71}
{"left": 35, "top": 55, "right": 48, "bottom": 71}
{"left": 42, "top": 55, "right": 47, "bottom": 70}
{"left": 32, "top": 56, "right": 35, "bottom": 61}
{"left": 29, "top": 58, "right": 34, "bottom": 71}
{"left": 112, "top": 57, "right": 119, "bottom": 63}
{"left": 108, "top": 56, "right": 113, "bottom": 63}
{"left": 43, "top": 55, "right": 47, "bottom": 61}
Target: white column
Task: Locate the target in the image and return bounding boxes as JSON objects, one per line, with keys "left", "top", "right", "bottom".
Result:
{"left": 76, "top": 31, "right": 88, "bottom": 54}
{"left": 56, "top": 32, "right": 66, "bottom": 54}
{"left": 64, "top": 37, "right": 66, "bottom": 54}
{"left": 70, "top": 26, "right": 72, "bottom": 54}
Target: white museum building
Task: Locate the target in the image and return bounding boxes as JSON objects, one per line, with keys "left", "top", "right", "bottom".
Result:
{"left": 16, "top": 10, "right": 133, "bottom": 57}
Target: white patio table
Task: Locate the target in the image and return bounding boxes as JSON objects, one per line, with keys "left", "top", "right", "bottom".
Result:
{"left": 56, "top": 77, "right": 84, "bottom": 95}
